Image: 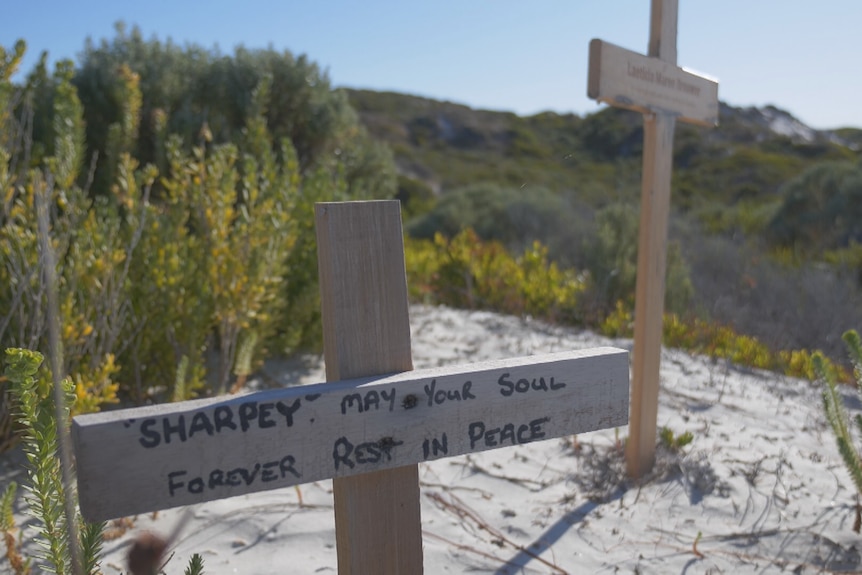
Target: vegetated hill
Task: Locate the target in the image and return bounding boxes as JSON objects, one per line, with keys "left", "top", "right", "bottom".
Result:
{"left": 344, "top": 88, "right": 862, "bottom": 361}
{"left": 344, "top": 88, "right": 859, "bottom": 230}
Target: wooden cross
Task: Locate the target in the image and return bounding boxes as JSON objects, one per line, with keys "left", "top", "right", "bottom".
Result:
{"left": 72, "top": 201, "right": 629, "bottom": 573}
{"left": 587, "top": 0, "right": 719, "bottom": 478}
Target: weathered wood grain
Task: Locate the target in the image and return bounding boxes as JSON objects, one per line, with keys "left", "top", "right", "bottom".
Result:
{"left": 627, "top": 113, "right": 675, "bottom": 478}
{"left": 314, "top": 200, "right": 421, "bottom": 574}
{"left": 587, "top": 0, "right": 718, "bottom": 478}
{"left": 72, "top": 347, "right": 629, "bottom": 522}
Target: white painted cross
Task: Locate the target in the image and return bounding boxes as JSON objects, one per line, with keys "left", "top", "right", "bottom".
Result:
{"left": 72, "top": 201, "right": 629, "bottom": 573}
{"left": 587, "top": 0, "right": 718, "bottom": 478}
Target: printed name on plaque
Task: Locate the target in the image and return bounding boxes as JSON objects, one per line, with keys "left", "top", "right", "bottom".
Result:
{"left": 588, "top": 39, "right": 719, "bottom": 126}
{"left": 73, "top": 347, "right": 629, "bottom": 522}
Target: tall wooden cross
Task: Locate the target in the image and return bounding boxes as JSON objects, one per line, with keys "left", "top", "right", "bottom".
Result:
{"left": 587, "top": 0, "right": 719, "bottom": 478}
{"left": 72, "top": 201, "right": 629, "bottom": 573}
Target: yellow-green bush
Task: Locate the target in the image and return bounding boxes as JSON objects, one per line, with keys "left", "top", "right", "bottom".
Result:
{"left": 0, "top": 40, "right": 337, "bottom": 452}
{"left": 664, "top": 312, "right": 850, "bottom": 382}
{"left": 404, "top": 228, "right": 586, "bottom": 323}
{"left": 595, "top": 303, "right": 851, "bottom": 383}
{"left": 819, "top": 331, "right": 862, "bottom": 502}
{"left": 406, "top": 230, "right": 851, "bottom": 385}
{"left": 3, "top": 349, "right": 102, "bottom": 575}
{"left": 599, "top": 300, "right": 633, "bottom": 338}
{"left": 779, "top": 349, "right": 819, "bottom": 381}
{"left": 1, "top": 52, "right": 122, "bottom": 419}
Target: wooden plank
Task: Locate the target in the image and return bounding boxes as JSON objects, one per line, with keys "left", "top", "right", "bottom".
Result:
{"left": 315, "top": 201, "right": 414, "bottom": 382}
{"left": 649, "top": 0, "right": 678, "bottom": 62}
{"left": 71, "top": 347, "right": 629, "bottom": 522}
{"left": 314, "top": 199, "right": 421, "bottom": 574}
{"left": 624, "top": 0, "right": 685, "bottom": 479}
{"left": 588, "top": 39, "right": 718, "bottom": 126}
{"left": 625, "top": 114, "right": 675, "bottom": 478}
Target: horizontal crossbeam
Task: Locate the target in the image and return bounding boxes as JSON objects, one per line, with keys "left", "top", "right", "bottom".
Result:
{"left": 73, "top": 347, "right": 628, "bottom": 521}
{"left": 588, "top": 39, "right": 719, "bottom": 126}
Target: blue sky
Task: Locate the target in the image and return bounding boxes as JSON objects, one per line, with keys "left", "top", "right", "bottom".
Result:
{"left": 4, "top": 1, "right": 861, "bottom": 129}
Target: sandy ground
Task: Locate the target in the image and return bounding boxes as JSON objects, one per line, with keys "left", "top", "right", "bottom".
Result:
{"left": 4, "top": 304, "right": 861, "bottom": 574}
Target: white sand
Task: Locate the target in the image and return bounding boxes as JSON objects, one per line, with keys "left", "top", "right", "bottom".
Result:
{"left": 5, "top": 304, "right": 861, "bottom": 574}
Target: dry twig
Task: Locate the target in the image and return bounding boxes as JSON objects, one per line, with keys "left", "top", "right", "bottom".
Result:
{"left": 426, "top": 490, "right": 567, "bottom": 574}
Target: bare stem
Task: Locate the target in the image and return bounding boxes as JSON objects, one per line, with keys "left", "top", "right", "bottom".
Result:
{"left": 35, "top": 173, "right": 83, "bottom": 575}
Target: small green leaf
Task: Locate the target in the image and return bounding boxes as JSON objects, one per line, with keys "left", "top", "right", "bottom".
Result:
{"left": 184, "top": 553, "right": 206, "bottom": 575}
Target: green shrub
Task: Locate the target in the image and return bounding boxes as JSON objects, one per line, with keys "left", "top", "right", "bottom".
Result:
{"left": 583, "top": 203, "right": 693, "bottom": 319}
{"left": 819, "top": 331, "right": 862, "bottom": 501}
{"left": 1, "top": 480, "right": 29, "bottom": 574}
{"left": 0, "top": 37, "right": 361, "bottom": 454}
{"left": 404, "top": 229, "right": 585, "bottom": 323}
{"left": 406, "top": 225, "right": 849, "bottom": 386}
{"left": 4, "top": 347, "right": 209, "bottom": 575}
{"left": 406, "top": 183, "right": 579, "bottom": 260}
{"left": 2, "top": 52, "right": 122, "bottom": 417}
{"left": 395, "top": 175, "right": 436, "bottom": 219}
{"left": 598, "top": 301, "right": 633, "bottom": 338}
{"left": 71, "top": 23, "right": 395, "bottom": 200}
{"left": 4, "top": 348, "right": 104, "bottom": 575}
{"left": 768, "top": 160, "right": 862, "bottom": 253}
{"left": 659, "top": 426, "right": 694, "bottom": 452}
{"left": 663, "top": 313, "right": 851, "bottom": 382}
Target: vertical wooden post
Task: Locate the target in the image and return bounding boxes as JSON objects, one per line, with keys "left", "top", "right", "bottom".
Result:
{"left": 625, "top": 0, "right": 678, "bottom": 479}
{"left": 315, "top": 200, "right": 423, "bottom": 574}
